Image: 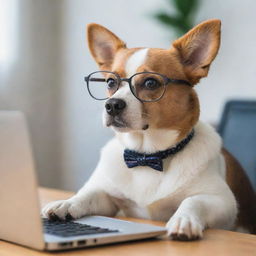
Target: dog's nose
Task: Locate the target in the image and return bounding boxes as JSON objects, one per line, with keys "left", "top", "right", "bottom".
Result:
{"left": 105, "top": 98, "right": 126, "bottom": 116}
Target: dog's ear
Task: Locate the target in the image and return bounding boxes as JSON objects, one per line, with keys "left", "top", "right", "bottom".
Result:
{"left": 172, "top": 19, "right": 221, "bottom": 84}
{"left": 87, "top": 23, "right": 126, "bottom": 70}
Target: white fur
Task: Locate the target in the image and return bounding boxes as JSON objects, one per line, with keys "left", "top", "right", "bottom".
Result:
{"left": 42, "top": 121, "right": 238, "bottom": 240}
{"left": 125, "top": 48, "right": 149, "bottom": 77}
{"left": 117, "top": 129, "right": 179, "bottom": 153}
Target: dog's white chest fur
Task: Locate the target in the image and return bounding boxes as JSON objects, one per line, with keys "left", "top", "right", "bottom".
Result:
{"left": 86, "top": 121, "right": 229, "bottom": 221}
{"left": 42, "top": 120, "right": 238, "bottom": 239}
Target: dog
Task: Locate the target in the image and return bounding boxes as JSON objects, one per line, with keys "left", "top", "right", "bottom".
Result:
{"left": 42, "top": 19, "right": 256, "bottom": 240}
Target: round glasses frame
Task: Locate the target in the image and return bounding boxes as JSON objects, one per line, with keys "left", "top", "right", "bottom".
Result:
{"left": 84, "top": 71, "right": 192, "bottom": 103}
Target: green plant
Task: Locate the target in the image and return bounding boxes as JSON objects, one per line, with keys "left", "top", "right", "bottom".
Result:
{"left": 154, "top": 0, "right": 200, "bottom": 37}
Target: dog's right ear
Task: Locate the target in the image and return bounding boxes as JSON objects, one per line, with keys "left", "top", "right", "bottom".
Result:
{"left": 87, "top": 23, "right": 126, "bottom": 70}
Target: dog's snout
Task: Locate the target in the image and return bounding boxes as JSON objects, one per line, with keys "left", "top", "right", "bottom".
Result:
{"left": 105, "top": 98, "right": 126, "bottom": 116}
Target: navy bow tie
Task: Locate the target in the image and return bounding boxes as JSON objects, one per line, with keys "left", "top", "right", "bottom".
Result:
{"left": 123, "top": 129, "right": 195, "bottom": 172}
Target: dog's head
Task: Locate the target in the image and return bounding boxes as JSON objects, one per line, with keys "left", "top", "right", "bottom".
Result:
{"left": 87, "top": 19, "right": 221, "bottom": 138}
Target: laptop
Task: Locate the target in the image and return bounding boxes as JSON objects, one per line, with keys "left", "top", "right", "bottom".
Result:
{"left": 0, "top": 111, "right": 166, "bottom": 251}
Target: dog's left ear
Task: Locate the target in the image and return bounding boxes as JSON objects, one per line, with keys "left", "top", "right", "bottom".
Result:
{"left": 87, "top": 23, "right": 126, "bottom": 70}
{"left": 172, "top": 19, "right": 221, "bottom": 84}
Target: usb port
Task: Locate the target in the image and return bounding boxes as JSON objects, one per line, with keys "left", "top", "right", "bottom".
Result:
{"left": 59, "top": 242, "right": 73, "bottom": 247}
{"left": 77, "top": 240, "right": 86, "bottom": 246}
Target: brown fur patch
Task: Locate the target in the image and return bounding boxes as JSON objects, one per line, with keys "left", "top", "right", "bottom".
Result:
{"left": 222, "top": 148, "right": 256, "bottom": 234}
{"left": 139, "top": 48, "right": 200, "bottom": 139}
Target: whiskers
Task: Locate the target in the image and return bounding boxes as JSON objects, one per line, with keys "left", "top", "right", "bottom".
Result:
{"left": 141, "top": 111, "right": 151, "bottom": 119}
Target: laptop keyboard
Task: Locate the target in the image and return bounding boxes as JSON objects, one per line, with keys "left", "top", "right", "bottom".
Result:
{"left": 42, "top": 218, "right": 119, "bottom": 237}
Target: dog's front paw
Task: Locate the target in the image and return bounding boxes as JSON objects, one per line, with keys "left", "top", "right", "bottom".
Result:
{"left": 41, "top": 198, "right": 86, "bottom": 221}
{"left": 166, "top": 215, "right": 203, "bottom": 241}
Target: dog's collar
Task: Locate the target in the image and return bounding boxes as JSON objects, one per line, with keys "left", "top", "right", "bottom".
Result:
{"left": 123, "top": 129, "right": 195, "bottom": 172}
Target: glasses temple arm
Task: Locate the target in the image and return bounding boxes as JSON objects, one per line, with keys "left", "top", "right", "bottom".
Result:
{"left": 84, "top": 77, "right": 106, "bottom": 82}
{"left": 168, "top": 78, "right": 192, "bottom": 87}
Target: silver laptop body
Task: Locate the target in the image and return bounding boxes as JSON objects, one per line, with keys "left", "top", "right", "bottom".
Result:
{"left": 0, "top": 111, "right": 166, "bottom": 251}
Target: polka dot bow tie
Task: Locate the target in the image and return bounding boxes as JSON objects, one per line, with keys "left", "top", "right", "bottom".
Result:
{"left": 123, "top": 129, "right": 195, "bottom": 172}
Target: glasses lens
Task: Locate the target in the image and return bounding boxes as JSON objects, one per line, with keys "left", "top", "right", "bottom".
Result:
{"left": 87, "top": 71, "right": 119, "bottom": 100}
{"left": 130, "top": 73, "right": 166, "bottom": 102}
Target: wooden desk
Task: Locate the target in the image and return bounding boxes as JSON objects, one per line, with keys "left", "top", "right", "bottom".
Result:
{"left": 1, "top": 187, "right": 256, "bottom": 256}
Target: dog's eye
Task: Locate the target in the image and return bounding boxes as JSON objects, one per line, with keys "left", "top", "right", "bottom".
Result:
{"left": 107, "top": 78, "right": 117, "bottom": 89}
{"left": 142, "top": 78, "right": 160, "bottom": 90}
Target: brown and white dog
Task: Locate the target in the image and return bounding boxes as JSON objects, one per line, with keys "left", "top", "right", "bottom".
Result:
{"left": 42, "top": 19, "right": 256, "bottom": 240}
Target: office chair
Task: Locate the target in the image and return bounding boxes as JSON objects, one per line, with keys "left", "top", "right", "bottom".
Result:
{"left": 218, "top": 100, "right": 256, "bottom": 191}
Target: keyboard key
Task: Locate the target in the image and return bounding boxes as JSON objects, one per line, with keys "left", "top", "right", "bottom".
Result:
{"left": 42, "top": 218, "right": 119, "bottom": 237}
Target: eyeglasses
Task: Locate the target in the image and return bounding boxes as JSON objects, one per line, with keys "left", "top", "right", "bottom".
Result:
{"left": 84, "top": 71, "right": 191, "bottom": 102}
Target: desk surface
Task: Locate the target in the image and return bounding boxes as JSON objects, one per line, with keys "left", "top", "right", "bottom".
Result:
{"left": 1, "top": 187, "right": 256, "bottom": 256}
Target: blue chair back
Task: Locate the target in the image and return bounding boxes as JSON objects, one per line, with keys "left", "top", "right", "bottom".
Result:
{"left": 218, "top": 100, "right": 256, "bottom": 191}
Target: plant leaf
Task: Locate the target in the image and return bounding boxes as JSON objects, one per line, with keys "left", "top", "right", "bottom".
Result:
{"left": 173, "top": 0, "right": 199, "bottom": 17}
{"left": 154, "top": 13, "right": 181, "bottom": 27}
{"left": 155, "top": 13, "right": 191, "bottom": 34}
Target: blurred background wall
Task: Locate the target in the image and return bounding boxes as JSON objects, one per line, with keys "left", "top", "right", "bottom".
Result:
{"left": 0, "top": 0, "right": 62, "bottom": 187}
{"left": 0, "top": 0, "right": 255, "bottom": 191}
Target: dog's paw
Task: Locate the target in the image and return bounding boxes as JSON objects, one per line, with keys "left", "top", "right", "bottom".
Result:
{"left": 41, "top": 198, "right": 86, "bottom": 221}
{"left": 166, "top": 215, "right": 203, "bottom": 241}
